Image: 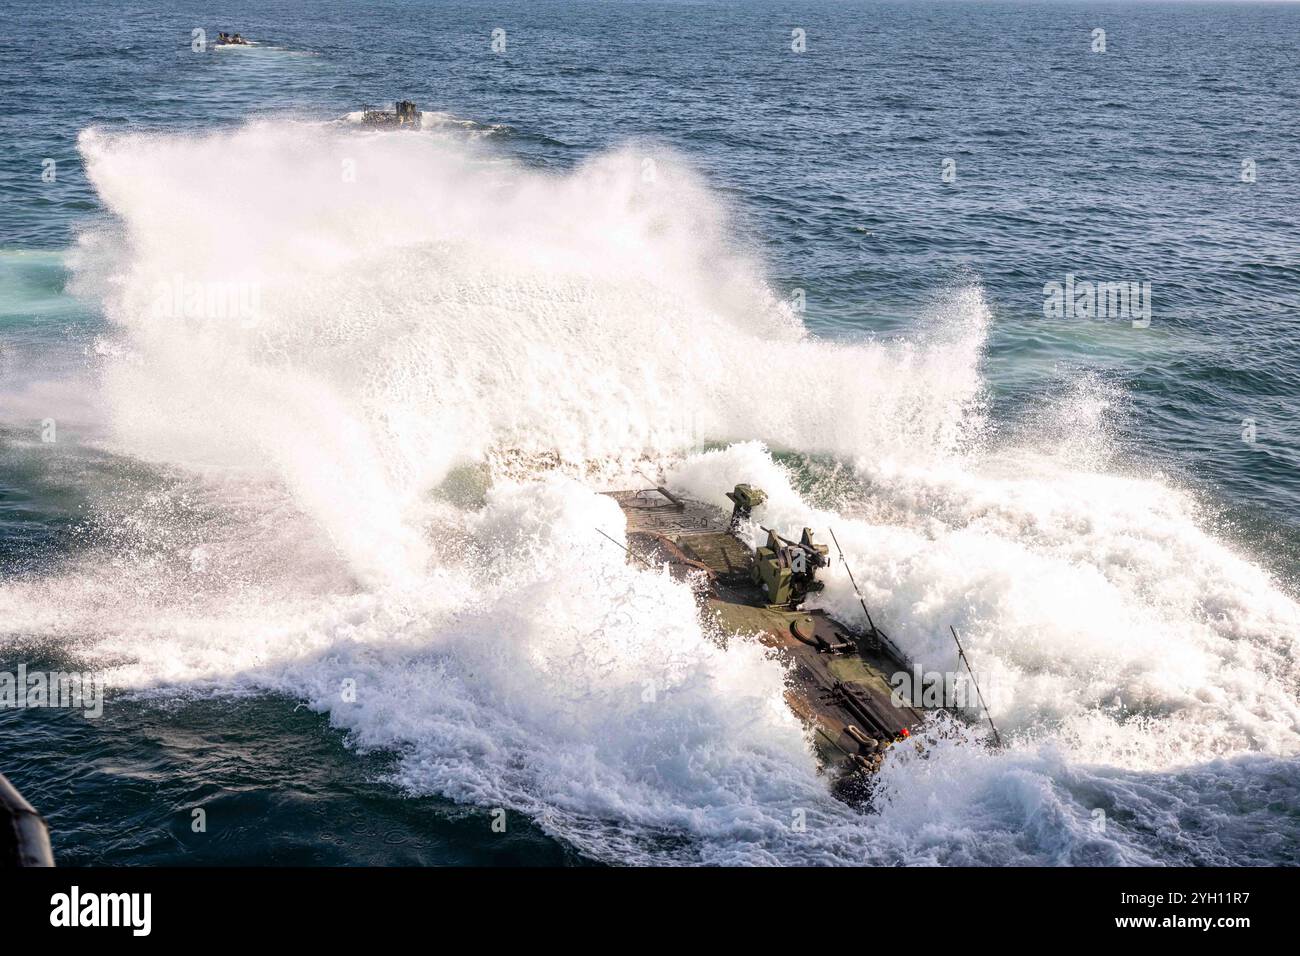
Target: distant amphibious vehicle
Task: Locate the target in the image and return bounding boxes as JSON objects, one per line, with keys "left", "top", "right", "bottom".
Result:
{"left": 361, "top": 100, "right": 422, "bottom": 129}
{"left": 605, "top": 482, "right": 931, "bottom": 793}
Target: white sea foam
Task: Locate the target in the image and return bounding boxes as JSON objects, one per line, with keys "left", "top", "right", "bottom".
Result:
{"left": 1, "top": 119, "right": 1296, "bottom": 865}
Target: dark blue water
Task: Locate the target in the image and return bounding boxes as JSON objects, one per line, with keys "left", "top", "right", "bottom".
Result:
{"left": 2, "top": 0, "right": 1297, "bottom": 866}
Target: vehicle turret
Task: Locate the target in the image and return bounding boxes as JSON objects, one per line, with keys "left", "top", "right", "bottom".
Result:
{"left": 725, "top": 483, "right": 766, "bottom": 532}
{"left": 753, "top": 526, "right": 829, "bottom": 606}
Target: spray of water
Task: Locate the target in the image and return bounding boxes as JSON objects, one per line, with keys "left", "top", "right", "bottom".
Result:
{"left": 1, "top": 119, "right": 1295, "bottom": 865}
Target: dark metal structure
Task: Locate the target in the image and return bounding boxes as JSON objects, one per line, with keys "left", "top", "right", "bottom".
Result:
{"left": 0, "top": 772, "right": 54, "bottom": 867}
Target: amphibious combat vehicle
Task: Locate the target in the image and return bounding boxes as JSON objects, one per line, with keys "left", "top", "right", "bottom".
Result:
{"left": 361, "top": 101, "right": 421, "bottom": 129}
{"left": 604, "top": 481, "right": 928, "bottom": 790}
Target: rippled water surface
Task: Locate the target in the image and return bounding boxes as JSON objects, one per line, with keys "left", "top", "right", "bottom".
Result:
{"left": 1, "top": 0, "right": 1297, "bottom": 866}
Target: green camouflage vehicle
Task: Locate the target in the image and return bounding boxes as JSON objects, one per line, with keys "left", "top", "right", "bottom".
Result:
{"left": 605, "top": 481, "right": 926, "bottom": 795}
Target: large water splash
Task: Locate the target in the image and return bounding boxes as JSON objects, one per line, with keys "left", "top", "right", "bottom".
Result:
{"left": 1, "top": 118, "right": 1296, "bottom": 865}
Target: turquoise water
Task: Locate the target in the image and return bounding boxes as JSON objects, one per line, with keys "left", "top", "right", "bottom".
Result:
{"left": 1, "top": 0, "right": 1298, "bottom": 866}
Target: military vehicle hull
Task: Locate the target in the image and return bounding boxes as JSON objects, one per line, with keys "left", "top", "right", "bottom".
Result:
{"left": 361, "top": 100, "right": 421, "bottom": 129}
{"left": 606, "top": 486, "right": 925, "bottom": 790}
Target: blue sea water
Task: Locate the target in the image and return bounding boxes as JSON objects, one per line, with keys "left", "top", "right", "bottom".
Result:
{"left": 1, "top": 0, "right": 1297, "bottom": 866}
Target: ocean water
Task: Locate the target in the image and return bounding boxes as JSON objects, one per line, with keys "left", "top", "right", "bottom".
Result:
{"left": 1, "top": 0, "right": 1298, "bottom": 866}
